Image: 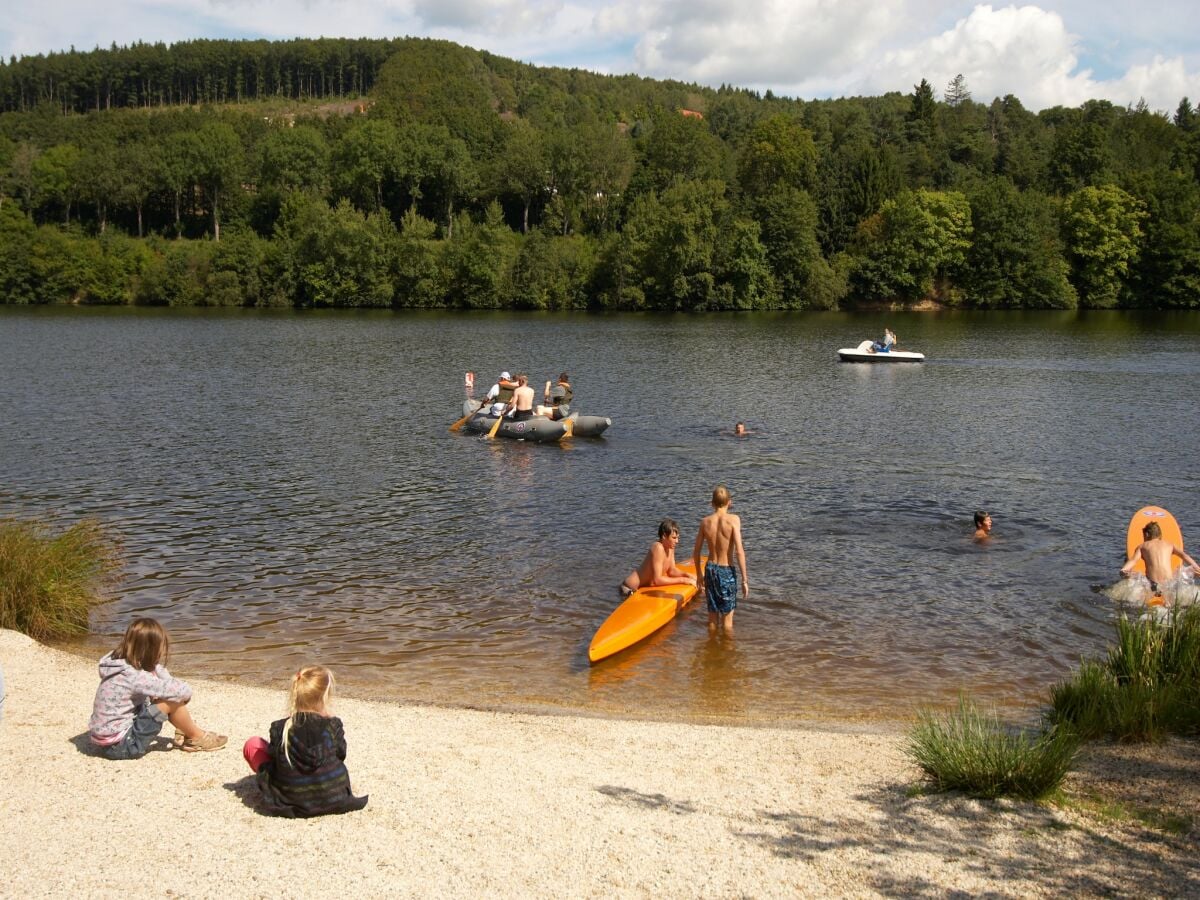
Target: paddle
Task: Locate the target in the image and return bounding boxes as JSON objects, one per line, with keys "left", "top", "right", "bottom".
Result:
{"left": 562, "top": 416, "right": 574, "bottom": 438}
{"left": 449, "top": 403, "right": 479, "bottom": 433}
{"left": 487, "top": 406, "right": 506, "bottom": 439}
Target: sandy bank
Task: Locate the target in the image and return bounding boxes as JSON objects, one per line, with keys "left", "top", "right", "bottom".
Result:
{"left": 0, "top": 629, "right": 1195, "bottom": 897}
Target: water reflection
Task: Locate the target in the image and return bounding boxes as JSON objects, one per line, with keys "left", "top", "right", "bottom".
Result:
{"left": 3, "top": 306, "right": 1200, "bottom": 725}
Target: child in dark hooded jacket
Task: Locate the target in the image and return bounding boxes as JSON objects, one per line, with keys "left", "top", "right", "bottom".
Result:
{"left": 243, "top": 665, "right": 368, "bottom": 818}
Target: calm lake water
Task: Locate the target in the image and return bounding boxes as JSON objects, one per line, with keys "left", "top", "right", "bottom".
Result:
{"left": 3, "top": 305, "right": 1200, "bottom": 726}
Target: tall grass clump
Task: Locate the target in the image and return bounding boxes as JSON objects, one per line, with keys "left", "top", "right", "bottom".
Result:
{"left": 906, "top": 696, "right": 1080, "bottom": 800}
{"left": 0, "top": 517, "right": 120, "bottom": 640}
{"left": 1048, "top": 608, "right": 1200, "bottom": 741}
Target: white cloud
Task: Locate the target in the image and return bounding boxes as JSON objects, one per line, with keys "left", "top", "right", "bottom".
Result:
{"left": 2, "top": 1, "right": 1199, "bottom": 112}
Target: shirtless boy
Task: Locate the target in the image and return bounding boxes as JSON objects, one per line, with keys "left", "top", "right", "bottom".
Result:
{"left": 973, "top": 510, "right": 993, "bottom": 541}
{"left": 1120, "top": 521, "right": 1200, "bottom": 597}
{"left": 505, "top": 374, "right": 536, "bottom": 421}
{"left": 693, "top": 485, "right": 748, "bottom": 634}
{"left": 620, "top": 519, "right": 697, "bottom": 597}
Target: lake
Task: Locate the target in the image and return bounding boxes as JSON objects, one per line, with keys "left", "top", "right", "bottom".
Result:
{"left": 3, "top": 305, "right": 1199, "bottom": 726}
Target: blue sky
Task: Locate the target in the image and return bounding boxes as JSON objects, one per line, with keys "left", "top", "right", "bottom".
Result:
{"left": 3, "top": 1, "right": 1198, "bottom": 113}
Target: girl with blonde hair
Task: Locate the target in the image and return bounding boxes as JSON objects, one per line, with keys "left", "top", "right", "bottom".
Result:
{"left": 243, "top": 665, "right": 368, "bottom": 817}
{"left": 88, "top": 617, "right": 227, "bottom": 757}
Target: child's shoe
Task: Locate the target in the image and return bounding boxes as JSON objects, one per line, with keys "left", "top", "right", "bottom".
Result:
{"left": 172, "top": 730, "right": 186, "bottom": 749}
{"left": 180, "top": 731, "right": 228, "bottom": 752}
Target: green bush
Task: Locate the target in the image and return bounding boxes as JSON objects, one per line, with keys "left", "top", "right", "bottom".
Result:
{"left": 0, "top": 518, "right": 120, "bottom": 640}
{"left": 906, "top": 696, "right": 1079, "bottom": 800}
{"left": 1048, "top": 608, "right": 1200, "bottom": 741}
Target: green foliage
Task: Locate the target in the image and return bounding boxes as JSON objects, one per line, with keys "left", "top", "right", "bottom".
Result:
{"left": 509, "top": 229, "right": 597, "bottom": 310}
{"left": 1048, "top": 608, "right": 1200, "bottom": 741}
{"left": 737, "top": 115, "right": 818, "bottom": 198}
{"left": 851, "top": 189, "right": 971, "bottom": 302}
{"left": 1, "top": 37, "right": 1197, "bottom": 310}
{"left": 274, "top": 193, "right": 396, "bottom": 307}
{"left": 0, "top": 203, "right": 38, "bottom": 302}
{"left": 907, "top": 696, "right": 1079, "bottom": 800}
{"left": 440, "top": 203, "right": 517, "bottom": 308}
{"left": 963, "top": 180, "right": 1075, "bottom": 308}
{"left": 1061, "top": 184, "right": 1146, "bottom": 307}
{"left": 0, "top": 517, "right": 120, "bottom": 640}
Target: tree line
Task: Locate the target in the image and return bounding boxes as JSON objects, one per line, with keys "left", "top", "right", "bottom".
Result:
{"left": 2, "top": 37, "right": 1199, "bottom": 310}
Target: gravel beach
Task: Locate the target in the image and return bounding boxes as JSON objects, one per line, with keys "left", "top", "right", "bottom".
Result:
{"left": 1, "top": 628, "right": 1196, "bottom": 897}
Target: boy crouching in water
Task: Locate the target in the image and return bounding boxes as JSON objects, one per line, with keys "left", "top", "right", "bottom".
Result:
{"left": 694, "top": 486, "right": 748, "bottom": 634}
{"left": 1121, "top": 521, "right": 1200, "bottom": 604}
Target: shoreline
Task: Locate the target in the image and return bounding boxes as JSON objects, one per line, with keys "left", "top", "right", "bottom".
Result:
{"left": 2, "top": 628, "right": 1197, "bottom": 896}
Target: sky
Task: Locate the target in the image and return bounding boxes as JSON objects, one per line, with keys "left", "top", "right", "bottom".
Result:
{"left": 3, "top": 1, "right": 1198, "bottom": 114}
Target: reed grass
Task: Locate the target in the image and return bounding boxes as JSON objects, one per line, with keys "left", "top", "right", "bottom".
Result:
{"left": 906, "top": 696, "right": 1079, "bottom": 800}
{"left": 1048, "top": 607, "right": 1200, "bottom": 741}
{"left": 0, "top": 517, "right": 120, "bottom": 640}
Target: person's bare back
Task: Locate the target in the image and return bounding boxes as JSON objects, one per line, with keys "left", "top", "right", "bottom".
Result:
{"left": 1129, "top": 538, "right": 1195, "bottom": 585}
{"left": 693, "top": 485, "right": 748, "bottom": 633}
{"left": 1121, "top": 522, "right": 1200, "bottom": 590}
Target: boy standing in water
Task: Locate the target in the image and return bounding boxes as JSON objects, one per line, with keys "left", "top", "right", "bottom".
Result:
{"left": 620, "top": 519, "right": 697, "bottom": 597}
{"left": 1121, "top": 521, "right": 1200, "bottom": 598}
{"left": 694, "top": 486, "right": 748, "bottom": 634}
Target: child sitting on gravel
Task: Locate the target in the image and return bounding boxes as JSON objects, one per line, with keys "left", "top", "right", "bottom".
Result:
{"left": 88, "top": 617, "right": 227, "bottom": 758}
{"left": 243, "top": 665, "right": 368, "bottom": 818}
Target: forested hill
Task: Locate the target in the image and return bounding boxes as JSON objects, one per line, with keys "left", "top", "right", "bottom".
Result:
{"left": 2, "top": 37, "right": 1199, "bottom": 311}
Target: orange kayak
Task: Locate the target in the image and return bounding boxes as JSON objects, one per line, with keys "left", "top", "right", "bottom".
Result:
{"left": 589, "top": 558, "right": 705, "bottom": 663}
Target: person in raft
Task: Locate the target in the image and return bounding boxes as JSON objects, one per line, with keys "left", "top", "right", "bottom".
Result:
{"left": 973, "top": 510, "right": 993, "bottom": 541}
{"left": 243, "top": 665, "right": 368, "bottom": 818}
{"left": 869, "top": 328, "right": 897, "bottom": 353}
{"left": 503, "top": 373, "right": 537, "bottom": 421}
{"left": 88, "top": 617, "right": 227, "bottom": 758}
{"left": 536, "top": 372, "right": 573, "bottom": 420}
{"left": 483, "top": 371, "right": 518, "bottom": 416}
{"left": 620, "top": 519, "right": 698, "bottom": 597}
{"left": 1120, "top": 521, "right": 1200, "bottom": 600}
{"left": 693, "top": 485, "right": 749, "bottom": 635}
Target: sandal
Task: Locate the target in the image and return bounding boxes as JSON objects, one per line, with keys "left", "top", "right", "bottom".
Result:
{"left": 180, "top": 731, "right": 228, "bottom": 752}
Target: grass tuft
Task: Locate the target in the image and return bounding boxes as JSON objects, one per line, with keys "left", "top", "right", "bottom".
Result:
{"left": 1048, "top": 607, "right": 1200, "bottom": 741}
{"left": 0, "top": 517, "right": 120, "bottom": 640}
{"left": 906, "top": 696, "right": 1079, "bottom": 800}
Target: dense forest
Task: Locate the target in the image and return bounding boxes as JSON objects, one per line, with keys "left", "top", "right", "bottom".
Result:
{"left": 2, "top": 37, "right": 1199, "bottom": 310}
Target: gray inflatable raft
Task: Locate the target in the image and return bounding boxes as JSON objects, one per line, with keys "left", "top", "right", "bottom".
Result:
{"left": 459, "top": 401, "right": 567, "bottom": 442}
{"left": 459, "top": 401, "right": 612, "bottom": 440}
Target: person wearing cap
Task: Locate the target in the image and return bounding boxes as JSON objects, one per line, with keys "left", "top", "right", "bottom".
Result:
{"left": 484, "top": 371, "right": 518, "bottom": 416}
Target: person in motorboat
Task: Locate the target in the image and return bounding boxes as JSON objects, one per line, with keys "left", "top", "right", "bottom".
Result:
{"left": 869, "top": 328, "right": 897, "bottom": 353}
{"left": 502, "top": 374, "right": 537, "bottom": 421}
{"left": 973, "top": 510, "right": 993, "bottom": 541}
{"left": 620, "top": 519, "right": 698, "bottom": 598}
{"left": 483, "top": 371, "right": 518, "bottom": 416}
{"left": 536, "top": 372, "right": 573, "bottom": 420}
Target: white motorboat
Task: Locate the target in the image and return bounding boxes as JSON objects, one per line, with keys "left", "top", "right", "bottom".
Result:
{"left": 837, "top": 339, "right": 925, "bottom": 363}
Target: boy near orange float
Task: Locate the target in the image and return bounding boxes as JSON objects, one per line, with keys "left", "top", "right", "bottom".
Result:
{"left": 620, "top": 519, "right": 697, "bottom": 597}
{"left": 88, "top": 618, "right": 226, "bottom": 758}
{"left": 693, "top": 486, "right": 748, "bottom": 634}
{"left": 1120, "top": 521, "right": 1200, "bottom": 598}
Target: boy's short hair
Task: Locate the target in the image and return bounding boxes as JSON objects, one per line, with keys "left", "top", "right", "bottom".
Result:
{"left": 1143, "top": 522, "right": 1162, "bottom": 540}
{"left": 974, "top": 510, "right": 988, "bottom": 528}
{"left": 657, "top": 518, "right": 680, "bottom": 539}
{"left": 712, "top": 485, "right": 731, "bottom": 508}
